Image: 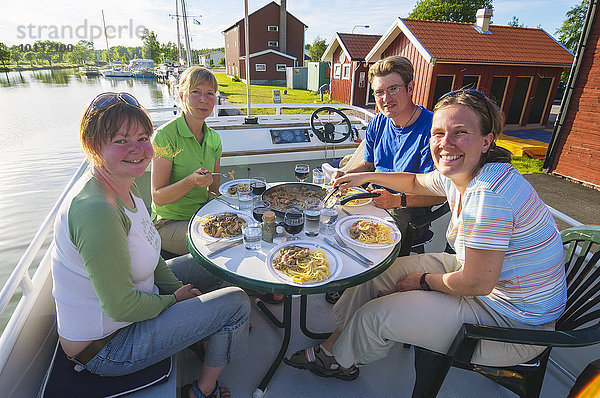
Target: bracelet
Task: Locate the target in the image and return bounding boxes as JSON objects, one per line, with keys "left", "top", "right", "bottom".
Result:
{"left": 399, "top": 192, "right": 407, "bottom": 208}
{"left": 420, "top": 273, "right": 431, "bottom": 291}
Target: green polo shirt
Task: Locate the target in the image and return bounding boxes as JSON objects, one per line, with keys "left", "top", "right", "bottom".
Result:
{"left": 151, "top": 114, "right": 222, "bottom": 221}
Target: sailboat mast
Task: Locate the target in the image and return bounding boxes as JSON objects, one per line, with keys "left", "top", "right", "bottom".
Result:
{"left": 175, "top": 0, "right": 183, "bottom": 65}
{"left": 180, "top": 0, "right": 193, "bottom": 67}
{"left": 244, "top": 0, "right": 251, "bottom": 116}
{"left": 102, "top": 10, "right": 110, "bottom": 63}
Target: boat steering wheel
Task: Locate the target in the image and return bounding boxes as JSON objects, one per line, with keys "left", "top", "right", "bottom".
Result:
{"left": 310, "top": 107, "right": 353, "bottom": 144}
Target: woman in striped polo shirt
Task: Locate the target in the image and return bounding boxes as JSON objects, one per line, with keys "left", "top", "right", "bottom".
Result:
{"left": 284, "top": 89, "right": 567, "bottom": 381}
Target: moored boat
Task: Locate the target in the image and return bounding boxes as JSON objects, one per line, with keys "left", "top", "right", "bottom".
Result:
{"left": 78, "top": 66, "right": 100, "bottom": 76}
{"left": 130, "top": 59, "right": 155, "bottom": 78}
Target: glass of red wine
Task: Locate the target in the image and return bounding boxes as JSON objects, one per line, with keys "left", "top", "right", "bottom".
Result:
{"left": 251, "top": 177, "right": 267, "bottom": 196}
{"left": 294, "top": 164, "right": 309, "bottom": 183}
{"left": 284, "top": 209, "right": 304, "bottom": 241}
{"left": 252, "top": 200, "right": 271, "bottom": 222}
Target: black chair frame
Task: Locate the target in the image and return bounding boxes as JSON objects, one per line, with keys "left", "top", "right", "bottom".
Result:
{"left": 412, "top": 225, "right": 600, "bottom": 398}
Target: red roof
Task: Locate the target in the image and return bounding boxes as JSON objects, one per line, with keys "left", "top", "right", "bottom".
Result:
{"left": 402, "top": 19, "right": 573, "bottom": 66}
{"left": 338, "top": 33, "right": 382, "bottom": 60}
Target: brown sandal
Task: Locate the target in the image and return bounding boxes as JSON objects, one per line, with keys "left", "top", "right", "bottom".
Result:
{"left": 283, "top": 345, "right": 359, "bottom": 381}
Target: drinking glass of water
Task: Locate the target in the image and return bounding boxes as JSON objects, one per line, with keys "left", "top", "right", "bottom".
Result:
{"left": 312, "top": 168, "right": 325, "bottom": 186}
{"left": 242, "top": 222, "right": 262, "bottom": 251}
{"left": 294, "top": 164, "right": 309, "bottom": 182}
{"left": 320, "top": 207, "right": 339, "bottom": 234}
{"left": 284, "top": 209, "right": 304, "bottom": 241}
{"left": 304, "top": 198, "right": 321, "bottom": 237}
{"left": 237, "top": 184, "right": 253, "bottom": 211}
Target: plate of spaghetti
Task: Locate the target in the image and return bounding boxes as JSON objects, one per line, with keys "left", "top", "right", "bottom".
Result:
{"left": 192, "top": 211, "right": 252, "bottom": 242}
{"left": 325, "top": 186, "right": 372, "bottom": 207}
{"left": 219, "top": 179, "right": 261, "bottom": 198}
{"left": 336, "top": 215, "right": 401, "bottom": 249}
{"left": 266, "top": 241, "right": 342, "bottom": 286}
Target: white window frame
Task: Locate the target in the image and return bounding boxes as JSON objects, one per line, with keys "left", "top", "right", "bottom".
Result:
{"left": 333, "top": 63, "right": 341, "bottom": 79}
{"left": 276, "top": 64, "right": 287, "bottom": 72}
{"left": 268, "top": 41, "right": 278, "bottom": 47}
{"left": 268, "top": 26, "right": 279, "bottom": 32}
{"left": 342, "top": 64, "right": 351, "bottom": 80}
{"left": 255, "top": 64, "right": 266, "bottom": 72}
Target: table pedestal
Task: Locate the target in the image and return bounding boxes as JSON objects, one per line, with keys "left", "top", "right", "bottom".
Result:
{"left": 252, "top": 295, "right": 332, "bottom": 397}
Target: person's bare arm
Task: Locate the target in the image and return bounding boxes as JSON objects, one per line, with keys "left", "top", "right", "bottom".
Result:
{"left": 395, "top": 247, "right": 504, "bottom": 296}
{"left": 368, "top": 188, "right": 447, "bottom": 209}
{"left": 332, "top": 171, "right": 437, "bottom": 197}
{"left": 151, "top": 156, "right": 213, "bottom": 206}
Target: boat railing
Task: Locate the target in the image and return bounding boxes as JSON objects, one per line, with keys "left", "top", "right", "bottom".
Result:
{"left": 0, "top": 160, "right": 89, "bottom": 372}
{"left": 210, "top": 103, "right": 376, "bottom": 122}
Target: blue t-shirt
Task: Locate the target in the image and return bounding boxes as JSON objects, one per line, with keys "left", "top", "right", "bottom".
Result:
{"left": 363, "top": 106, "right": 435, "bottom": 174}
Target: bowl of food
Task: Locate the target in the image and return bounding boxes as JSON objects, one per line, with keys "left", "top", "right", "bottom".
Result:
{"left": 335, "top": 215, "right": 401, "bottom": 249}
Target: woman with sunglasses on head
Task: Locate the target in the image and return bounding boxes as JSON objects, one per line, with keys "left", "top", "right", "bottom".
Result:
{"left": 151, "top": 66, "right": 221, "bottom": 255}
{"left": 284, "top": 90, "right": 567, "bottom": 381}
{"left": 50, "top": 92, "right": 249, "bottom": 398}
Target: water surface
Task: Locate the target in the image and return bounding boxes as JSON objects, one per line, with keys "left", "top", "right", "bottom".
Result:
{"left": 0, "top": 68, "right": 176, "bottom": 289}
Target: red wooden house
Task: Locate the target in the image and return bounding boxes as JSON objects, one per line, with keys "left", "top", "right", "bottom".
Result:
{"left": 321, "top": 33, "right": 381, "bottom": 107}
{"left": 365, "top": 11, "right": 574, "bottom": 127}
{"left": 544, "top": 4, "right": 600, "bottom": 188}
{"left": 223, "top": 1, "right": 307, "bottom": 85}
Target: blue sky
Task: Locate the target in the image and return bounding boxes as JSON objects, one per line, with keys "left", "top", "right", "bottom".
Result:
{"left": 1, "top": 0, "right": 582, "bottom": 50}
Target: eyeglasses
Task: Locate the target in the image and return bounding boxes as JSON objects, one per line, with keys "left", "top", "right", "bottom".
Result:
{"left": 438, "top": 89, "right": 493, "bottom": 121}
{"left": 373, "top": 82, "right": 409, "bottom": 99}
{"left": 84, "top": 92, "right": 141, "bottom": 117}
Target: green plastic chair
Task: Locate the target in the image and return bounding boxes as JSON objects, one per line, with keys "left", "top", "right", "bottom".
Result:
{"left": 411, "top": 225, "right": 600, "bottom": 398}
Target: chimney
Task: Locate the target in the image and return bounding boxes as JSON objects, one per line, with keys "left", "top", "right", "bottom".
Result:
{"left": 279, "top": 0, "right": 287, "bottom": 53}
{"left": 474, "top": 8, "right": 493, "bottom": 34}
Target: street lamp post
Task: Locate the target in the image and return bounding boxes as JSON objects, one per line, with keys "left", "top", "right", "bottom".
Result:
{"left": 352, "top": 25, "right": 370, "bottom": 33}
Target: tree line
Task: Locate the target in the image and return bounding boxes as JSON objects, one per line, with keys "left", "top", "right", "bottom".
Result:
{"left": 0, "top": 0, "right": 589, "bottom": 70}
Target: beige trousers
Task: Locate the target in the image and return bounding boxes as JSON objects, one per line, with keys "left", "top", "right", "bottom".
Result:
{"left": 332, "top": 252, "right": 553, "bottom": 368}
{"left": 154, "top": 218, "right": 190, "bottom": 255}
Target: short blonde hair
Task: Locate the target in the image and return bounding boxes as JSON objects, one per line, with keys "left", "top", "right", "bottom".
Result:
{"left": 368, "top": 56, "right": 413, "bottom": 85}
{"left": 178, "top": 66, "right": 218, "bottom": 115}
{"left": 80, "top": 96, "right": 153, "bottom": 167}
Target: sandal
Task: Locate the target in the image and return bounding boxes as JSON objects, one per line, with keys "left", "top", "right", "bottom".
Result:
{"left": 246, "top": 290, "right": 284, "bottom": 305}
{"left": 182, "top": 380, "right": 227, "bottom": 398}
{"left": 283, "top": 345, "right": 359, "bottom": 381}
{"left": 325, "top": 290, "right": 345, "bottom": 304}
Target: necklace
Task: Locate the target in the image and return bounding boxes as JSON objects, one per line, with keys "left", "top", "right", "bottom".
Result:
{"left": 395, "top": 105, "right": 419, "bottom": 140}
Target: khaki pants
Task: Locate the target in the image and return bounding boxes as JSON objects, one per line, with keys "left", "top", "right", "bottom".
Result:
{"left": 154, "top": 218, "right": 190, "bottom": 255}
{"left": 332, "top": 252, "right": 553, "bottom": 368}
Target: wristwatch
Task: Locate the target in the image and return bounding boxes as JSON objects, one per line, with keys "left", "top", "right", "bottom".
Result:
{"left": 420, "top": 273, "right": 431, "bottom": 291}
{"left": 399, "top": 192, "right": 407, "bottom": 208}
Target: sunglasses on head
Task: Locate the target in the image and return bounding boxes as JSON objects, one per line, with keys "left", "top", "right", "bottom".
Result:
{"left": 438, "top": 89, "right": 493, "bottom": 123}
{"left": 84, "top": 92, "right": 141, "bottom": 118}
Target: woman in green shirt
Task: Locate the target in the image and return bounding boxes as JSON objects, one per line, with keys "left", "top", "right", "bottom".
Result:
{"left": 151, "top": 66, "right": 222, "bottom": 255}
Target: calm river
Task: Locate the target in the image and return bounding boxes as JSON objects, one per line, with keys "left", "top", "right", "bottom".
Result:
{"left": 0, "top": 68, "right": 178, "bottom": 289}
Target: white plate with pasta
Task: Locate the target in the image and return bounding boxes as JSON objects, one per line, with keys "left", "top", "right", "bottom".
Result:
{"left": 266, "top": 241, "right": 342, "bottom": 286}
{"left": 336, "top": 215, "right": 401, "bottom": 249}
{"left": 192, "top": 211, "right": 252, "bottom": 243}
{"left": 325, "top": 186, "right": 372, "bottom": 207}
{"left": 219, "top": 179, "right": 261, "bottom": 198}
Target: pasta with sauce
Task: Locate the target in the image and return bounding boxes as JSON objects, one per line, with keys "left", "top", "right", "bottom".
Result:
{"left": 272, "top": 245, "right": 331, "bottom": 283}
{"left": 348, "top": 220, "right": 397, "bottom": 245}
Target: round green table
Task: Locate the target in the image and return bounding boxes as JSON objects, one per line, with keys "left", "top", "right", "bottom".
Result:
{"left": 187, "top": 196, "right": 401, "bottom": 398}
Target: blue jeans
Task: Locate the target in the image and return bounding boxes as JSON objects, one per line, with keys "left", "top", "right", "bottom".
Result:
{"left": 85, "top": 255, "right": 250, "bottom": 376}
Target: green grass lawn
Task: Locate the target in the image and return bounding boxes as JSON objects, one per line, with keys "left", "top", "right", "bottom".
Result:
{"left": 512, "top": 156, "right": 543, "bottom": 174}
{"left": 215, "top": 74, "right": 336, "bottom": 114}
